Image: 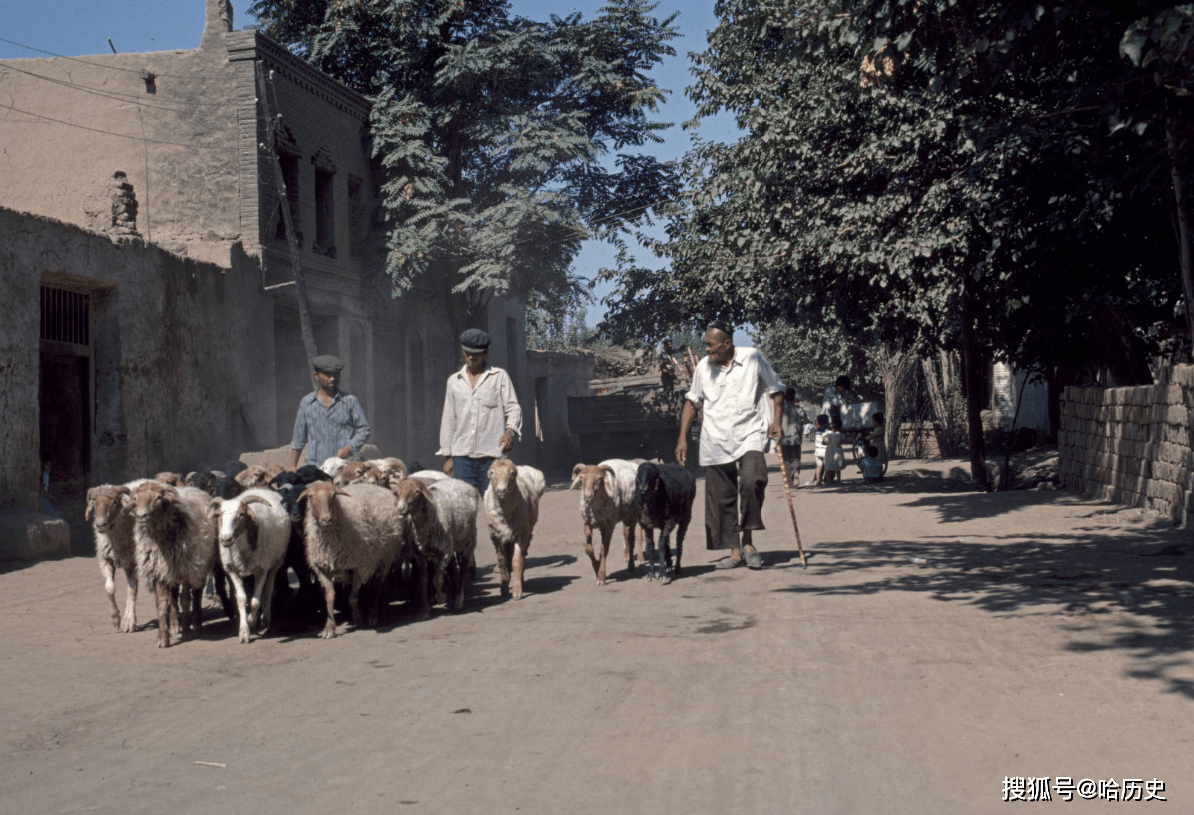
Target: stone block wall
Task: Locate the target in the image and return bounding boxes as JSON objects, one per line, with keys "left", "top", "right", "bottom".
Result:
{"left": 1058, "top": 365, "right": 1194, "bottom": 525}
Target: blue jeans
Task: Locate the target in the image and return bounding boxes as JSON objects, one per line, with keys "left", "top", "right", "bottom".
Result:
{"left": 453, "top": 456, "right": 494, "bottom": 496}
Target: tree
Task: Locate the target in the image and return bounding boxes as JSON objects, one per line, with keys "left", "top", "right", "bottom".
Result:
{"left": 600, "top": 0, "right": 1188, "bottom": 488}
{"left": 249, "top": 0, "right": 680, "bottom": 341}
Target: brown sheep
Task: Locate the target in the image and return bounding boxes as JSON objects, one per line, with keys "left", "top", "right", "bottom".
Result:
{"left": 484, "top": 459, "right": 546, "bottom": 600}
{"left": 234, "top": 465, "right": 272, "bottom": 489}
{"left": 86, "top": 484, "right": 139, "bottom": 631}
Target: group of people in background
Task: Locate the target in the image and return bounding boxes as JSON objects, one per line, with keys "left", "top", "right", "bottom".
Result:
{"left": 774, "top": 375, "right": 888, "bottom": 488}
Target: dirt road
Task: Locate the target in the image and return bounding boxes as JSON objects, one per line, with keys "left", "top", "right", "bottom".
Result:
{"left": 2, "top": 454, "right": 1191, "bottom": 814}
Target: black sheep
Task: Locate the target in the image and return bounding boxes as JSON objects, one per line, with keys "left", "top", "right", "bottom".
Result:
{"left": 633, "top": 461, "right": 696, "bottom": 584}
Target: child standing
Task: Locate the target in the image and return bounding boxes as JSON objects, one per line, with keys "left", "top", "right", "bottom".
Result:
{"left": 779, "top": 388, "right": 808, "bottom": 488}
{"left": 823, "top": 417, "right": 846, "bottom": 484}
{"left": 811, "top": 414, "right": 829, "bottom": 485}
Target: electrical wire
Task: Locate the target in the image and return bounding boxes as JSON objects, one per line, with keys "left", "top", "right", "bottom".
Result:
{"left": 0, "top": 101, "right": 237, "bottom": 149}
{"left": 0, "top": 35, "right": 231, "bottom": 80}
{"left": 0, "top": 63, "right": 237, "bottom": 112}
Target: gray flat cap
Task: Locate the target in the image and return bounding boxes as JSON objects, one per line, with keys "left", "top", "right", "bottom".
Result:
{"left": 459, "top": 329, "right": 490, "bottom": 353}
{"left": 312, "top": 354, "right": 344, "bottom": 372}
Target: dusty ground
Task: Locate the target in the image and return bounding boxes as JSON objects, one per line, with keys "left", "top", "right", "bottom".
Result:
{"left": 3, "top": 447, "right": 1192, "bottom": 814}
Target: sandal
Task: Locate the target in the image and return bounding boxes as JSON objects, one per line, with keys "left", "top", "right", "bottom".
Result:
{"left": 743, "top": 547, "right": 764, "bottom": 570}
{"left": 715, "top": 556, "right": 744, "bottom": 570}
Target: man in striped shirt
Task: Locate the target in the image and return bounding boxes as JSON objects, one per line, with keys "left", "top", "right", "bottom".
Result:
{"left": 289, "top": 355, "right": 372, "bottom": 470}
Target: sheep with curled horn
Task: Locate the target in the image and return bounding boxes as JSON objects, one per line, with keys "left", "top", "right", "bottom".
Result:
{"left": 209, "top": 489, "right": 292, "bottom": 643}
{"left": 570, "top": 459, "right": 640, "bottom": 586}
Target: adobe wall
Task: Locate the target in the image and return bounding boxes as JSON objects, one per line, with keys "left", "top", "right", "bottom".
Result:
{"left": 0, "top": 37, "right": 241, "bottom": 255}
{"left": 525, "top": 350, "right": 596, "bottom": 473}
{"left": 0, "top": 208, "right": 271, "bottom": 507}
{"left": 1058, "top": 366, "right": 1194, "bottom": 526}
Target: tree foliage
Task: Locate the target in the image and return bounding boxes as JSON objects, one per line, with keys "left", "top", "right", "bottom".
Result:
{"left": 598, "top": 0, "right": 1194, "bottom": 485}
{"left": 249, "top": 0, "right": 680, "bottom": 337}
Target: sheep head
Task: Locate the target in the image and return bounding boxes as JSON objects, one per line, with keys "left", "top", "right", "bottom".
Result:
{"left": 153, "top": 472, "right": 185, "bottom": 487}
{"left": 392, "top": 478, "right": 433, "bottom": 525}
{"left": 217, "top": 494, "right": 270, "bottom": 548}
{"left": 333, "top": 461, "right": 372, "bottom": 486}
{"left": 234, "top": 465, "right": 271, "bottom": 489}
{"left": 635, "top": 462, "right": 661, "bottom": 497}
{"left": 571, "top": 464, "right": 617, "bottom": 504}
{"left": 86, "top": 485, "right": 130, "bottom": 531}
{"left": 131, "top": 481, "right": 178, "bottom": 525}
{"left": 487, "top": 458, "right": 519, "bottom": 499}
{"left": 298, "top": 481, "right": 350, "bottom": 529}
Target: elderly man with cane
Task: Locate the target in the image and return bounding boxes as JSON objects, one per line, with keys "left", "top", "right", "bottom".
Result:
{"left": 675, "top": 321, "right": 785, "bottom": 570}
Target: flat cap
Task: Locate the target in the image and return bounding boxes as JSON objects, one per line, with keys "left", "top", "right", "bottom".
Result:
{"left": 312, "top": 354, "right": 344, "bottom": 372}
{"left": 707, "top": 319, "right": 734, "bottom": 337}
{"left": 459, "top": 328, "right": 490, "bottom": 353}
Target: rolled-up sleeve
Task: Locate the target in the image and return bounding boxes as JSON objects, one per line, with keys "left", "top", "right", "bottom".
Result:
{"left": 291, "top": 402, "right": 309, "bottom": 451}
{"left": 436, "top": 378, "right": 459, "bottom": 456}
{"left": 757, "top": 352, "right": 785, "bottom": 396}
{"left": 347, "top": 397, "right": 371, "bottom": 455}
{"left": 501, "top": 371, "right": 523, "bottom": 438}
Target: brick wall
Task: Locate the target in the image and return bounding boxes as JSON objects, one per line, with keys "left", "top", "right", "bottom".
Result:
{"left": 1058, "top": 365, "right": 1194, "bottom": 526}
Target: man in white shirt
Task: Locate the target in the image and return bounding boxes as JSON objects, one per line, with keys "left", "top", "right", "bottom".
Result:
{"left": 437, "top": 328, "right": 522, "bottom": 494}
{"left": 675, "top": 321, "right": 784, "bottom": 570}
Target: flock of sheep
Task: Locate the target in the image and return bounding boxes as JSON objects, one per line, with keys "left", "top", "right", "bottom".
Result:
{"left": 85, "top": 454, "right": 699, "bottom": 648}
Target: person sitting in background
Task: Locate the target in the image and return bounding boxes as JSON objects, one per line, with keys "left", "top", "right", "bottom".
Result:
{"left": 860, "top": 445, "right": 885, "bottom": 483}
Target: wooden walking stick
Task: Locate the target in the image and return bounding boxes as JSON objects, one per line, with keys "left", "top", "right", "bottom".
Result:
{"left": 775, "top": 444, "right": 808, "bottom": 568}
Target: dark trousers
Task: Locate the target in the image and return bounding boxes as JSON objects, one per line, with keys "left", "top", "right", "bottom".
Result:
{"left": 704, "top": 450, "right": 768, "bottom": 550}
{"left": 453, "top": 456, "right": 494, "bottom": 495}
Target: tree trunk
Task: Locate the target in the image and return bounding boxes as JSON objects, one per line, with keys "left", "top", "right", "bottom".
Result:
{"left": 1169, "top": 124, "right": 1194, "bottom": 353}
{"left": 878, "top": 342, "right": 917, "bottom": 459}
{"left": 960, "top": 289, "right": 989, "bottom": 489}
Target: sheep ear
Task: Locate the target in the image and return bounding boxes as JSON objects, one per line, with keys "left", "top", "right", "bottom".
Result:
{"left": 600, "top": 466, "right": 618, "bottom": 494}
{"left": 296, "top": 486, "right": 314, "bottom": 504}
{"left": 568, "top": 475, "right": 581, "bottom": 491}
{"left": 334, "top": 487, "right": 351, "bottom": 497}
{"left": 84, "top": 500, "right": 94, "bottom": 521}
{"left": 571, "top": 463, "right": 585, "bottom": 480}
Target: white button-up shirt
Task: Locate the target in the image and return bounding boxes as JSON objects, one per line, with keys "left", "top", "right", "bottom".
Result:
{"left": 686, "top": 346, "right": 785, "bottom": 466}
{"left": 436, "top": 365, "right": 523, "bottom": 458}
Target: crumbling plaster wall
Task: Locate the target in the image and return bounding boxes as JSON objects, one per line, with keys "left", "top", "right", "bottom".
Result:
{"left": 0, "top": 34, "right": 241, "bottom": 254}
{"left": 0, "top": 208, "right": 272, "bottom": 503}
{"left": 525, "top": 350, "right": 595, "bottom": 473}
{"left": 1058, "top": 366, "right": 1194, "bottom": 526}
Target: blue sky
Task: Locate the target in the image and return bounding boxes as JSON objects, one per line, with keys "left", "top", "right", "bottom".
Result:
{"left": 0, "top": 0, "right": 739, "bottom": 326}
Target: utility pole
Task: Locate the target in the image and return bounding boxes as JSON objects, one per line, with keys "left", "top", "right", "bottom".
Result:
{"left": 256, "top": 62, "right": 319, "bottom": 369}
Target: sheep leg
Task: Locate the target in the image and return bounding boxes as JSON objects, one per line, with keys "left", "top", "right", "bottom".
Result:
{"left": 597, "top": 525, "right": 614, "bottom": 586}
{"left": 99, "top": 556, "right": 120, "bottom": 629}
{"left": 119, "top": 565, "right": 138, "bottom": 633}
{"left": 315, "top": 571, "right": 338, "bottom": 639}
{"left": 154, "top": 580, "right": 171, "bottom": 648}
{"left": 583, "top": 523, "right": 601, "bottom": 580}
{"left": 363, "top": 572, "right": 383, "bottom": 628}
{"left": 190, "top": 587, "right": 204, "bottom": 637}
{"left": 179, "top": 587, "right": 194, "bottom": 641}
{"left": 348, "top": 571, "right": 365, "bottom": 628}
{"left": 411, "top": 554, "right": 431, "bottom": 621}
{"left": 228, "top": 571, "right": 251, "bottom": 643}
{"left": 259, "top": 566, "right": 279, "bottom": 634}
{"left": 452, "top": 552, "right": 468, "bottom": 611}
{"left": 642, "top": 528, "right": 658, "bottom": 581}
{"left": 672, "top": 519, "right": 688, "bottom": 576}
{"left": 511, "top": 540, "right": 527, "bottom": 600}
{"left": 493, "top": 540, "right": 513, "bottom": 598}
{"left": 211, "top": 560, "right": 239, "bottom": 623}
{"left": 658, "top": 528, "right": 674, "bottom": 586}
{"left": 623, "top": 523, "right": 636, "bottom": 574}
{"left": 168, "top": 585, "right": 182, "bottom": 635}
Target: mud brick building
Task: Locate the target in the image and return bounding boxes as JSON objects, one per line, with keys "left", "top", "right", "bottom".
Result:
{"left": 0, "top": 1, "right": 549, "bottom": 553}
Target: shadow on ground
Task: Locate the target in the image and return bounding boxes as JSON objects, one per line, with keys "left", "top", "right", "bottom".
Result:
{"left": 775, "top": 523, "right": 1194, "bottom": 698}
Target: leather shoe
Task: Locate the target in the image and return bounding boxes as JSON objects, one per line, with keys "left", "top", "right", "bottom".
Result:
{"left": 714, "top": 557, "right": 744, "bottom": 570}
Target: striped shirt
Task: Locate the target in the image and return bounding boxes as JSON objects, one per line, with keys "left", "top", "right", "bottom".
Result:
{"left": 291, "top": 391, "right": 371, "bottom": 466}
{"left": 436, "top": 365, "right": 522, "bottom": 458}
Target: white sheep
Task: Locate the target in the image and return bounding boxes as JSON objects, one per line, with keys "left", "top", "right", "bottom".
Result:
{"left": 85, "top": 484, "right": 139, "bottom": 631}
{"left": 210, "top": 488, "right": 292, "bottom": 644}
{"left": 392, "top": 477, "right": 480, "bottom": 616}
{"left": 570, "top": 458, "right": 640, "bottom": 586}
{"left": 319, "top": 456, "right": 349, "bottom": 478}
{"left": 298, "top": 481, "right": 403, "bottom": 638}
{"left": 484, "top": 459, "right": 546, "bottom": 600}
{"left": 130, "top": 481, "right": 217, "bottom": 648}
{"left": 406, "top": 469, "right": 448, "bottom": 484}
